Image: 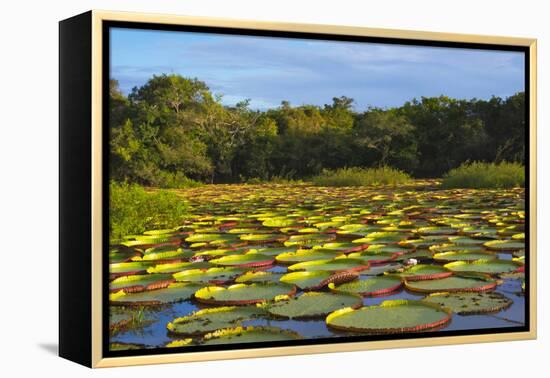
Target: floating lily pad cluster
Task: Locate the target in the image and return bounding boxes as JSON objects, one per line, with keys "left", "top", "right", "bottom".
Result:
{"left": 109, "top": 183, "right": 525, "bottom": 350}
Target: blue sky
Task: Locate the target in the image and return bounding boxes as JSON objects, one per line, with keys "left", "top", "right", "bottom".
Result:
{"left": 110, "top": 27, "right": 525, "bottom": 110}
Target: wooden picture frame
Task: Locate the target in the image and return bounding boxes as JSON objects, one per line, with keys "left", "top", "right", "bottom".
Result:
{"left": 59, "top": 10, "right": 537, "bottom": 368}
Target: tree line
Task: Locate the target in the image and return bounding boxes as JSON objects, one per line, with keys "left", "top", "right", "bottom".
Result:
{"left": 109, "top": 74, "right": 525, "bottom": 187}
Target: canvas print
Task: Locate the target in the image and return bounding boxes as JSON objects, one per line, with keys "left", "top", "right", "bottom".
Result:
{"left": 107, "top": 26, "right": 527, "bottom": 353}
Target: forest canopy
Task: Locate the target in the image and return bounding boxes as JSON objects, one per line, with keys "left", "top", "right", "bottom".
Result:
{"left": 109, "top": 74, "right": 525, "bottom": 187}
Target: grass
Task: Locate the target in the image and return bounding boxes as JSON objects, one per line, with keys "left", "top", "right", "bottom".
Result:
{"left": 109, "top": 181, "right": 188, "bottom": 242}
{"left": 311, "top": 167, "right": 411, "bottom": 187}
{"left": 442, "top": 161, "right": 525, "bottom": 189}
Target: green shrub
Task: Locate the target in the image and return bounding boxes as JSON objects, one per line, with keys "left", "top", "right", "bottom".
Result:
{"left": 109, "top": 181, "right": 188, "bottom": 242}
{"left": 152, "top": 171, "right": 202, "bottom": 189}
{"left": 311, "top": 167, "right": 411, "bottom": 187}
{"left": 442, "top": 161, "right": 525, "bottom": 189}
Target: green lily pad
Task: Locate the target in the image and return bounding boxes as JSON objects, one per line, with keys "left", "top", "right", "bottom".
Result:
{"left": 173, "top": 267, "right": 246, "bottom": 284}
{"left": 109, "top": 262, "right": 153, "bottom": 278}
{"left": 444, "top": 259, "right": 523, "bottom": 275}
{"left": 352, "top": 232, "right": 407, "bottom": 244}
{"left": 110, "top": 282, "right": 204, "bottom": 305}
{"left": 235, "top": 271, "right": 284, "bottom": 283}
{"left": 346, "top": 251, "right": 397, "bottom": 264}
{"left": 329, "top": 276, "right": 402, "bottom": 296}
{"left": 276, "top": 249, "right": 341, "bottom": 264}
{"left": 417, "top": 226, "right": 457, "bottom": 236}
{"left": 167, "top": 306, "right": 265, "bottom": 335}
{"left": 166, "top": 339, "right": 194, "bottom": 348}
{"left": 253, "top": 246, "right": 298, "bottom": 256}
{"left": 185, "top": 233, "right": 230, "bottom": 243}
{"left": 194, "top": 283, "right": 297, "bottom": 305}
{"left": 109, "top": 342, "right": 145, "bottom": 351}
{"left": 109, "top": 247, "right": 141, "bottom": 263}
{"left": 279, "top": 270, "right": 358, "bottom": 290}
{"left": 288, "top": 258, "right": 369, "bottom": 273}
{"left": 202, "top": 326, "right": 302, "bottom": 345}
{"left": 394, "top": 264, "right": 452, "bottom": 281}
{"left": 109, "top": 274, "right": 175, "bottom": 293}
{"left": 239, "top": 233, "right": 286, "bottom": 243}
{"left": 422, "top": 292, "right": 513, "bottom": 315}
{"left": 429, "top": 243, "right": 484, "bottom": 253}
{"left": 447, "top": 236, "right": 486, "bottom": 245}
{"left": 404, "top": 275, "right": 497, "bottom": 293}
{"left": 433, "top": 251, "right": 498, "bottom": 262}
{"left": 366, "top": 244, "right": 414, "bottom": 255}
{"left": 147, "top": 261, "right": 211, "bottom": 274}
{"left": 262, "top": 218, "right": 299, "bottom": 228}
{"left": 484, "top": 240, "right": 525, "bottom": 251}
{"left": 320, "top": 242, "right": 369, "bottom": 252}
{"left": 284, "top": 233, "right": 336, "bottom": 247}
{"left": 210, "top": 253, "right": 274, "bottom": 268}
{"left": 326, "top": 300, "right": 451, "bottom": 333}
{"left": 138, "top": 248, "right": 194, "bottom": 262}
{"left": 265, "top": 292, "right": 362, "bottom": 319}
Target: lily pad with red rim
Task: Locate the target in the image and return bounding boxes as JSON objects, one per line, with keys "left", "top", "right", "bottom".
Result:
{"left": 422, "top": 292, "right": 513, "bottom": 315}
{"left": 443, "top": 259, "right": 524, "bottom": 275}
{"left": 393, "top": 264, "right": 452, "bottom": 281}
{"left": 209, "top": 253, "right": 274, "bottom": 268}
{"left": 167, "top": 306, "right": 265, "bottom": 335}
{"left": 288, "top": 258, "right": 370, "bottom": 273}
{"left": 110, "top": 282, "right": 204, "bottom": 306}
{"left": 265, "top": 292, "right": 362, "bottom": 319}
{"left": 279, "top": 270, "right": 358, "bottom": 290}
{"left": 326, "top": 299, "right": 451, "bottom": 334}
{"left": 202, "top": 326, "right": 302, "bottom": 345}
{"left": 194, "top": 283, "right": 297, "bottom": 305}
{"left": 329, "top": 276, "right": 402, "bottom": 296}
{"left": 109, "top": 273, "right": 175, "bottom": 293}
{"left": 404, "top": 274, "right": 497, "bottom": 293}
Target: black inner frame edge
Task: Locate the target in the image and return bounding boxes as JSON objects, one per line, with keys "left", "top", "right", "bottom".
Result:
{"left": 101, "top": 19, "right": 531, "bottom": 359}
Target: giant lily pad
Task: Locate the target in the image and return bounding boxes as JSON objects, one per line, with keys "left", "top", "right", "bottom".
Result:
{"left": 147, "top": 261, "right": 211, "bottom": 274}
{"left": 173, "top": 267, "right": 246, "bottom": 284}
{"left": 433, "top": 251, "right": 497, "bottom": 262}
{"left": 422, "top": 292, "right": 513, "bottom": 315}
{"left": 239, "top": 233, "right": 286, "bottom": 243}
{"left": 276, "top": 249, "right": 341, "bottom": 264}
{"left": 202, "top": 326, "right": 302, "bottom": 345}
{"left": 346, "top": 251, "right": 397, "bottom": 264}
{"left": 235, "top": 271, "right": 284, "bottom": 283}
{"left": 167, "top": 306, "right": 265, "bottom": 335}
{"left": 209, "top": 253, "right": 274, "bottom": 268}
{"left": 288, "top": 258, "right": 369, "bottom": 273}
{"left": 109, "top": 274, "right": 175, "bottom": 293}
{"left": 484, "top": 240, "right": 525, "bottom": 251}
{"left": 429, "top": 243, "right": 484, "bottom": 253}
{"left": 326, "top": 300, "right": 451, "bottom": 333}
{"left": 404, "top": 275, "right": 497, "bottom": 293}
{"left": 109, "top": 262, "right": 153, "bottom": 279}
{"left": 253, "top": 246, "right": 298, "bottom": 256}
{"left": 265, "top": 292, "right": 362, "bottom": 319}
{"left": 284, "top": 233, "right": 336, "bottom": 247}
{"left": 329, "top": 276, "right": 402, "bottom": 296}
{"left": 352, "top": 232, "right": 407, "bottom": 244}
{"left": 320, "top": 242, "right": 369, "bottom": 253}
{"left": 444, "top": 259, "right": 523, "bottom": 275}
{"left": 262, "top": 218, "right": 299, "bottom": 228}
{"left": 194, "top": 283, "right": 297, "bottom": 305}
{"left": 279, "top": 271, "right": 358, "bottom": 290}
{"left": 110, "top": 282, "right": 204, "bottom": 306}
{"left": 137, "top": 248, "right": 194, "bottom": 262}
{"left": 394, "top": 264, "right": 452, "bottom": 281}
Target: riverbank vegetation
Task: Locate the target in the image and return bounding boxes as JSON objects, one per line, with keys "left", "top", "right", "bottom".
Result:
{"left": 109, "top": 74, "right": 525, "bottom": 187}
